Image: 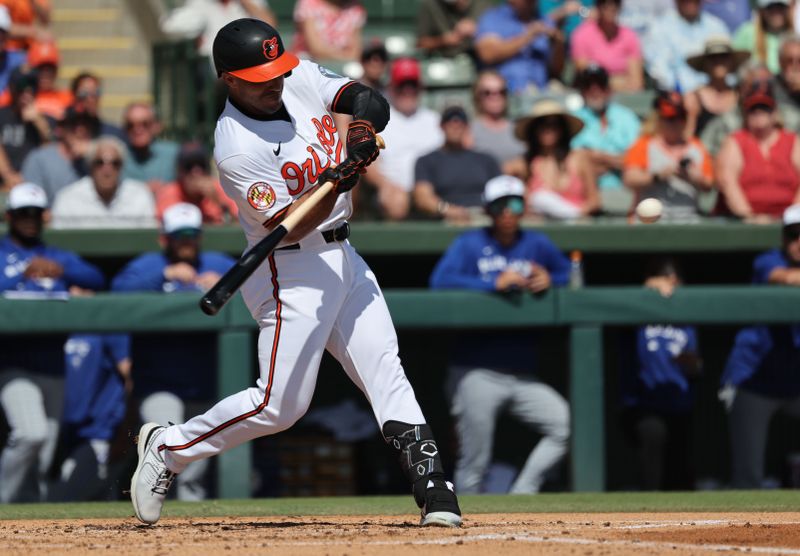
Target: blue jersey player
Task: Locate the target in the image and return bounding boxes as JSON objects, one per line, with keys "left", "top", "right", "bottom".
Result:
{"left": 430, "top": 175, "right": 572, "bottom": 494}
{"left": 720, "top": 204, "right": 800, "bottom": 488}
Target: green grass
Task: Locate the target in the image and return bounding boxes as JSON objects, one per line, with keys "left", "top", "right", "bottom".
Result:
{"left": 1, "top": 491, "right": 798, "bottom": 521}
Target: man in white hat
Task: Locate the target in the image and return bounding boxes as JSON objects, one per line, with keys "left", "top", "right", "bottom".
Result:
{"left": 111, "top": 203, "right": 235, "bottom": 501}
{"left": 0, "top": 182, "right": 105, "bottom": 502}
{"left": 719, "top": 203, "right": 800, "bottom": 488}
{"left": 429, "top": 175, "right": 572, "bottom": 494}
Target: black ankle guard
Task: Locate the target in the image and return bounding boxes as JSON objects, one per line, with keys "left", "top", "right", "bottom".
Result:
{"left": 382, "top": 421, "right": 445, "bottom": 505}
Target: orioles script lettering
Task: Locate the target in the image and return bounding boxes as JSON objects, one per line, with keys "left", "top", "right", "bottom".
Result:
{"left": 281, "top": 115, "right": 344, "bottom": 195}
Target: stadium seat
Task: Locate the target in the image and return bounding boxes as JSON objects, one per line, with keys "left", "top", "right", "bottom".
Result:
{"left": 613, "top": 91, "right": 657, "bottom": 120}
{"left": 421, "top": 55, "right": 475, "bottom": 89}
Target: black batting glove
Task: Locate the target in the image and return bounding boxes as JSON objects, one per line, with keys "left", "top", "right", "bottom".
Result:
{"left": 319, "top": 165, "right": 359, "bottom": 194}
{"left": 346, "top": 120, "right": 380, "bottom": 172}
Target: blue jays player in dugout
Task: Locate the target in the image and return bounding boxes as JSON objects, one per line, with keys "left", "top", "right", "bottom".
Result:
{"left": 130, "top": 19, "right": 462, "bottom": 527}
{"left": 430, "top": 175, "right": 572, "bottom": 494}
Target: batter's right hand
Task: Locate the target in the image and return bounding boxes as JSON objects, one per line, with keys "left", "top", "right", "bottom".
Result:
{"left": 320, "top": 166, "right": 359, "bottom": 194}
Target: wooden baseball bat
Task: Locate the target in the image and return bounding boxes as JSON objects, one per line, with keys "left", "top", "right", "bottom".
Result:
{"left": 199, "top": 136, "right": 385, "bottom": 316}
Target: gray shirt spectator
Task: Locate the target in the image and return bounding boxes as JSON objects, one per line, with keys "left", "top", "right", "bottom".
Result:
{"left": 469, "top": 70, "right": 525, "bottom": 168}
{"left": 20, "top": 111, "right": 97, "bottom": 203}
{"left": 414, "top": 106, "right": 501, "bottom": 222}
{"left": 52, "top": 136, "right": 156, "bottom": 229}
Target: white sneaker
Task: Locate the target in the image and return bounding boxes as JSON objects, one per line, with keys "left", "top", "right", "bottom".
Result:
{"left": 131, "top": 423, "right": 176, "bottom": 525}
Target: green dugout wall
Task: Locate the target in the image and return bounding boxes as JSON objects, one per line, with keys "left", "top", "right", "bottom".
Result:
{"left": 3, "top": 286, "right": 799, "bottom": 497}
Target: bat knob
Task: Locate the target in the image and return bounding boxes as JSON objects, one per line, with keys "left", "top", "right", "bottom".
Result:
{"left": 199, "top": 296, "right": 220, "bottom": 316}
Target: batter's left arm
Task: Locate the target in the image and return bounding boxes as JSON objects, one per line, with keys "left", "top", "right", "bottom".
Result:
{"left": 318, "top": 82, "right": 390, "bottom": 193}
{"left": 330, "top": 81, "right": 390, "bottom": 133}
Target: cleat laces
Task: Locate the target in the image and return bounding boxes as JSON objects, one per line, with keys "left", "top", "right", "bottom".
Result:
{"left": 152, "top": 470, "right": 176, "bottom": 495}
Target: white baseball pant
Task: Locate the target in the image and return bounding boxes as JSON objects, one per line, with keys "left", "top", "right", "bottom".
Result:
{"left": 159, "top": 240, "right": 425, "bottom": 473}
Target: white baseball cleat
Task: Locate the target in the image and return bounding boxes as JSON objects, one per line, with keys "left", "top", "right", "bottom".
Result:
{"left": 419, "top": 479, "right": 462, "bottom": 527}
{"left": 130, "top": 422, "right": 176, "bottom": 525}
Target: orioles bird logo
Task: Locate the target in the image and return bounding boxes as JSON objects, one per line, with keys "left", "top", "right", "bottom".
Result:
{"left": 263, "top": 37, "right": 278, "bottom": 60}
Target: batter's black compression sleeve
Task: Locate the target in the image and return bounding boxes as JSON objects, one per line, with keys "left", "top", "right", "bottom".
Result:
{"left": 331, "top": 81, "right": 390, "bottom": 132}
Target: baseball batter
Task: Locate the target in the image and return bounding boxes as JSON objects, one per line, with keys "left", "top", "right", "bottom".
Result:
{"left": 131, "top": 19, "right": 461, "bottom": 528}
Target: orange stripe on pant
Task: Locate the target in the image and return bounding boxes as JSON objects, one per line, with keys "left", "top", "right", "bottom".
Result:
{"left": 159, "top": 254, "right": 282, "bottom": 453}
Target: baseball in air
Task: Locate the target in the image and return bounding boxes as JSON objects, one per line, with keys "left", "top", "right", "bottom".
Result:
{"left": 636, "top": 198, "right": 663, "bottom": 223}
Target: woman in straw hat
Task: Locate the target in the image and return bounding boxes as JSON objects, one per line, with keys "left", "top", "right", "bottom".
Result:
{"left": 733, "top": 0, "right": 793, "bottom": 74}
{"left": 513, "top": 99, "right": 599, "bottom": 220}
{"left": 685, "top": 36, "right": 751, "bottom": 137}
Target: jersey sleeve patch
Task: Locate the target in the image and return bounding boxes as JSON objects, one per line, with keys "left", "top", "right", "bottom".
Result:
{"left": 247, "top": 182, "right": 277, "bottom": 210}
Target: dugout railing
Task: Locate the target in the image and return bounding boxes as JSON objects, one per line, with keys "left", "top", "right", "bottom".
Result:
{"left": 3, "top": 286, "right": 800, "bottom": 497}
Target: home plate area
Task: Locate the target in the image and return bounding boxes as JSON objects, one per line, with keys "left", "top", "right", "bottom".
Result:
{"left": 2, "top": 512, "right": 800, "bottom": 555}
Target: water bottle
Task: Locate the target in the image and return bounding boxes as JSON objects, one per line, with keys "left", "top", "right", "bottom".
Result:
{"left": 569, "top": 250, "right": 584, "bottom": 289}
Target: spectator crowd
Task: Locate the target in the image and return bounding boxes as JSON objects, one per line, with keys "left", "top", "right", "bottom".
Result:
{"left": 2, "top": 0, "right": 800, "bottom": 501}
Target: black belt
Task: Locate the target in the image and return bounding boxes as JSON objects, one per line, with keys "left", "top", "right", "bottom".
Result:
{"left": 276, "top": 222, "right": 350, "bottom": 251}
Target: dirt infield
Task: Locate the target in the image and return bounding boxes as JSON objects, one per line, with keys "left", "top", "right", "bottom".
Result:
{"left": 3, "top": 512, "right": 800, "bottom": 555}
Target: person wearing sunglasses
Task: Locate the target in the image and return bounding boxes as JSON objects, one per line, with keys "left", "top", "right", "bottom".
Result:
{"left": 430, "top": 174, "right": 571, "bottom": 494}
{"left": 120, "top": 102, "right": 180, "bottom": 191}
{"left": 51, "top": 135, "right": 156, "bottom": 229}
{"left": 0, "top": 182, "right": 105, "bottom": 503}
{"left": 719, "top": 204, "right": 800, "bottom": 489}
{"left": 715, "top": 80, "right": 800, "bottom": 221}
{"left": 68, "top": 72, "right": 125, "bottom": 141}
{"left": 469, "top": 70, "right": 525, "bottom": 171}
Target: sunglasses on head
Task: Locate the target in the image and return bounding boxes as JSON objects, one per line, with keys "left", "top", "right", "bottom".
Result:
{"left": 487, "top": 196, "right": 525, "bottom": 216}
{"left": 92, "top": 157, "right": 122, "bottom": 169}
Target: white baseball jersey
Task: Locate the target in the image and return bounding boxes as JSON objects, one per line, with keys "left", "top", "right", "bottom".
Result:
{"left": 158, "top": 60, "right": 427, "bottom": 470}
{"left": 214, "top": 60, "right": 353, "bottom": 249}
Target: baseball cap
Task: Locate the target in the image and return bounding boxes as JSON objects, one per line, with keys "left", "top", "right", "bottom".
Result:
{"left": 574, "top": 64, "right": 609, "bottom": 89}
{"left": 441, "top": 106, "right": 468, "bottom": 124}
{"left": 783, "top": 204, "right": 800, "bottom": 226}
{"left": 213, "top": 18, "right": 299, "bottom": 82}
{"left": 483, "top": 175, "right": 525, "bottom": 205}
{"left": 742, "top": 80, "right": 776, "bottom": 111}
{"left": 361, "top": 39, "right": 388, "bottom": 62}
{"left": 28, "top": 41, "right": 60, "bottom": 68}
{"left": 653, "top": 91, "right": 687, "bottom": 119}
{"left": 163, "top": 203, "right": 203, "bottom": 235}
{"left": 390, "top": 58, "right": 421, "bottom": 87}
{"left": 758, "top": 0, "right": 790, "bottom": 7}
{"left": 7, "top": 182, "right": 48, "bottom": 210}
{"left": 9, "top": 68, "right": 38, "bottom": 95}
{"left": 177, "top": 142, "right": 210, "bottom": 172}
{"left": 0, "top": 6, "right": 10, "bottom": 33}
